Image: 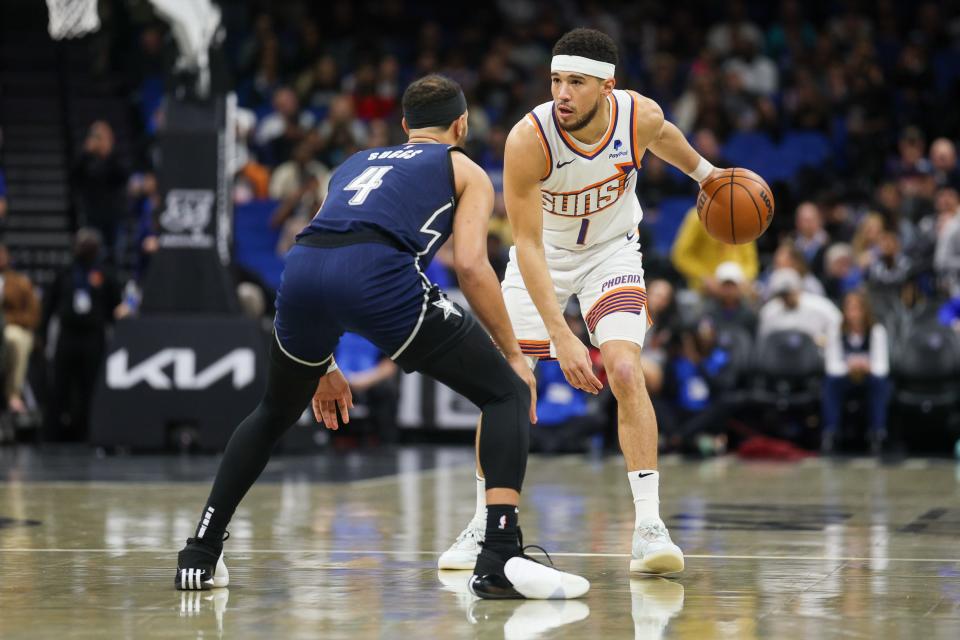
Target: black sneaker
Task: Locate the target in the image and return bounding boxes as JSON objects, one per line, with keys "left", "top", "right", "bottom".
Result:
{"left": 468, "top": 531, "right": 590, "bottom": 600}
{"left": 175, "top": 532, "right": 230, "bottom": 591}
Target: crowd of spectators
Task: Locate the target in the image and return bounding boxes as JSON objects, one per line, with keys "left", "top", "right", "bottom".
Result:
{"left": 3, "top": 0, "right": 960, "bottom": 452}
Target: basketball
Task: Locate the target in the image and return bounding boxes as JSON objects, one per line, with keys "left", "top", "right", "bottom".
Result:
{"left": 696, "top": 168, "right": 775, "bottom": 244}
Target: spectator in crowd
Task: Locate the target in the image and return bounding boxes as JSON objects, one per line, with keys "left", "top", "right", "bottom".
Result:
{"left": 822, "top": 243, "right": 864, "bottom": 303}
{"left": 723, "top": 34, "right": 779, "bottom": 97}
{"left": 268, "top": 138, "right": 330, "bottom": 254}
{"left": 0, "top": 245, "right": 40, "bottom": 414}
{"left": 867, "top": 230, "right": 912, "bottom": 296}
{"left": 703, "top": 262, "right": 756, "bottom": 334}
{"left": 671, "top": 207, "right": 759, "bottom": 293}
{"left": 791, "top": 201, "right": 828, "bottom": 277}
{"left": 0, "top": 151, "right": 6, "bottom": 224}
{"left": 821, "top": 291, "right": 890, "bottom": 455}
{"left": 316, "top": 94, "right": 368, "bottom": 167}
{"left": 70, "top": 121, "right": 129, "bottom": 262}
{"left": 763, "top": 241, "right": 825, "bottom": 298}
{"left": 232, "top": 108, "right": 271, "bottom": 204}
{"left": 42, "top": 229, "right": 124, "bottom": 441}
{"left": 852, "top": 212, "right": 885, "bottom": 271}
{"left": 707, "top": 0, "right": 764, "bottom": 57}
{"left": 930, "top": 137, "right": 960, "bottom": 190}
{"left": 128, "top": 171, "right": 161, "bottom": 280}
{"left": 333, "top": 333, "right": 399, "bottom": 444}
{"left": 758, "top": 268, "right": 841, "bottom": 349}
{"left": 935, "top": 199, "right": 960, "bottom": 296}
{"left": 254, "top": 86, "right": 316, "bottom": 166}
{"left": 295, "top": 54, "right": 340, "bottom": 111}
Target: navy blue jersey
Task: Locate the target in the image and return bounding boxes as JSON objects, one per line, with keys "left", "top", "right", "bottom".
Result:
{"left": 300, "top": 143, "right": 457, "bottom": 266}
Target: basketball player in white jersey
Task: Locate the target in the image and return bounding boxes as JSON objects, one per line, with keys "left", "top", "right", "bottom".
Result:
{"left": 440, "top": 28, "right": 722, "bottom": 575}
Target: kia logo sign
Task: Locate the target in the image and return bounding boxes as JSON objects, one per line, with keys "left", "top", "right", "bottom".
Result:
{"left": 106, "top": 348, "right": 255, "bottom": 390}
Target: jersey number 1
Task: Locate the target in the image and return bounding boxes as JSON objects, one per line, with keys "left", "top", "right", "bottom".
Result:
{"left": 344, "top": 166, "right": 393, "bottom": 205}
{"left": 576, "top": 219, "right": 590, "bottom": 245}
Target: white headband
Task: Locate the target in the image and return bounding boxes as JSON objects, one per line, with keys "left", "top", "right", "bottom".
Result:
{"left": 551, "top": 54, "right": 615, "bottom": 79}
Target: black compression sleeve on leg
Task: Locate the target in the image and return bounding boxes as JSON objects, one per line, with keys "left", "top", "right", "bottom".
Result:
{"left": 416, "top": 320, "right": 530, "bottom": 492}
{"left": 192, "top": 340, "right": 326, "bottom": 543}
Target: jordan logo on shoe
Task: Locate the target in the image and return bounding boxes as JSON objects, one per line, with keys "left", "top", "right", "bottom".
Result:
{"left": 498, "top": 515, "right": 507, "bottom": 530}
{"left": 636, "top": 472, "right": 655, "bottom": 479}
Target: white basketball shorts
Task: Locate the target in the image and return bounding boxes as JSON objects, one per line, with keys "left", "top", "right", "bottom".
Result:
{"left": 502, "top": 231, "right": 651, "bottom": 363}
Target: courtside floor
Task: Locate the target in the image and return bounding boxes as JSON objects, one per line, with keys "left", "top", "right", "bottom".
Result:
{"left": 1, "top": 446, "right": 958, "bottom": 639}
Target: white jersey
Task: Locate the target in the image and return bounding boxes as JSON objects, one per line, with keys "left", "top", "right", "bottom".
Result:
{"left": 526, "top": 89, "right": 644, "bottom": 250}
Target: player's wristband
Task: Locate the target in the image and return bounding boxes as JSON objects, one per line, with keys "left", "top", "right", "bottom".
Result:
{"left": 687, "top": 157, "right": 716, "bottom": 183}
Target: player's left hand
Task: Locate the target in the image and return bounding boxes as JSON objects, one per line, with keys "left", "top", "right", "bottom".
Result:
{"left": 312, "top": 369, "right": 354, "bottom": 430}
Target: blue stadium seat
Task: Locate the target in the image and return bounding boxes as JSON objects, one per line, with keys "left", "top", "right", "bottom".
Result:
{"left": 649, "top": 196, "right": 696, "bottom": 254}
{"left": 234, "top": 199, "right": 284, "bottom": 290}
{"left": 721, "top": 132, "right": 776, "bottom": 176}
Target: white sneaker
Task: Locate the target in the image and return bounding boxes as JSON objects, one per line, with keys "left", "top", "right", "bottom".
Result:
{"left": 502, "top": 557, "right": 591, "bottom": 599}
{"left": 438, "top": 518, "right": 485, "bottom": 570}
{"left": 630, "top": 520, "right": 684, "bottom": 575}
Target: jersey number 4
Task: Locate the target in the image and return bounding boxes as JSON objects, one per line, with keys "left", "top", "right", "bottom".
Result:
{"left": 344, "top": 166, "right": 393, "bottom": 205}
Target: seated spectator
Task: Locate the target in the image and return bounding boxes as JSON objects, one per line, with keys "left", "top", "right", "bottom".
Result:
{"left": 295, "top": 54, "right": 340, "bottom": 111}
{"left": 821, "top": 291, "right": 890, "bottom": 454}
{"left": 232, "top": 108, "right": 271, "bottom": 204}
{"left": 935, "top": 197, "right": 960, "bottom": 296}
{"left": 704, "top": 261, "right": 757, "bottom": 334}
{"left": 758, "top": 268, "right": 841, "bottom": 349}
{"left": 317, "top": 94, "right": 369, "bottom": 167}
{"left": 762, "top": 241, "right": 825, "bottom": 298}
{"left": 822, "top": 243, "right": 863, "bottom": 303}
{"left": 867, "top": 230, "right": 912, "bottom": 296}
{"left": 269, "top": 138, "right": 330, "bottom": 255}
{"left": 791, "top": 201, "right": 828, "bottom": 277}
{"left": 670, "top": 207, "right": 759, "bottom": 293}
{"left": 930, "top": 137, "right": 960, "bottom": 190}
{"left": 0, "top": 245, "right": 40, "bottom": 413}
{"left": 334, "top": 333, "right": 399, "bottom": 444}
{"left": 254, "top": 87, "right": 315, "bottom": 166}
{"left": 852, "top": 212, "right": 885, "bottom": 270}
{"left": 0, "top": 158, "right": 6, "bottom": 225}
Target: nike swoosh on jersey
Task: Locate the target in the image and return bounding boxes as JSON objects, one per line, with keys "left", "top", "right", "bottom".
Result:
{"left": 555, "top": 159, "right": 576, "bottom": 169}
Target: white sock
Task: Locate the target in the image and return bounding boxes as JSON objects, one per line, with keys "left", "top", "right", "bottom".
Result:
{"left": 628, "top": 470, "right": 660, "bottom": 526}
{"left": 473, "top": 473, "right": 486, "bottom": 523}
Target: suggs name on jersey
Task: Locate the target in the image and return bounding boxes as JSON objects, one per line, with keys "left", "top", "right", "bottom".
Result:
{"left": 367, "top": 148, "right": 424, "bottom": 161}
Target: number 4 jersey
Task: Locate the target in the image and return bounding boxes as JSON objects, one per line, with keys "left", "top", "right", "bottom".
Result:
{"left": 300, "top": 142, "right": 457, "bottom": 266}
{"left": 526, "top": 90, "right": 644, "bottom": 250}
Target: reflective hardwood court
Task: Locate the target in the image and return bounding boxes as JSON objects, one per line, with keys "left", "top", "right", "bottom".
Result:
{"left": 1, "top": 447, "right": 959, "bottom": 639}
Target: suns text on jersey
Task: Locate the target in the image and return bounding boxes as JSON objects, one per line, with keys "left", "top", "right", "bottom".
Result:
{"left": 541, "top": 165, "right": 634, "bottom": 217}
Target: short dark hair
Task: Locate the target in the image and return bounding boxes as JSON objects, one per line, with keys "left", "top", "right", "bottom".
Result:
{"left": 402, "top": 74, "right": 463, "bottom": 129}
{"left": 552, "top": 28, "right": 618, "bottom": 66}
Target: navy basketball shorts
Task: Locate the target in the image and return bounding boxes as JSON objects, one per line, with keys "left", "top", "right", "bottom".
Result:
{"left": 274, "top": 242, "right": 474, "bottom": 373}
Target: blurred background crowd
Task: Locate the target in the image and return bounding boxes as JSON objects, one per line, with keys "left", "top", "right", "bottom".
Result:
{"left": 1, "top": 0, "right": 960, "bottom": 456}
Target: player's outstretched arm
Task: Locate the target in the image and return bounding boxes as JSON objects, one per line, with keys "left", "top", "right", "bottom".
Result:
{"left": 632, "top": 93, "right": 722, "bottom": 186}
{"left": 450, "top": 151, "right": 537, "bottom": 423}
{"left": 503, "top": 121, "right": 602, "bottom": 394}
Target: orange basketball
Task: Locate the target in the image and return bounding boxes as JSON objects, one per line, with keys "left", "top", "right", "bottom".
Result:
{"left": 695, "top": 168, "right": 775, "bottom": 244}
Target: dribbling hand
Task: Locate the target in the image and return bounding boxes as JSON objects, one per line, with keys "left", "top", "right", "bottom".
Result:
{"left": 553, "top": 330, "right": 603, "bottom": 395}
{"left": 312, "top": 369, "right": 354, "bottom": 430}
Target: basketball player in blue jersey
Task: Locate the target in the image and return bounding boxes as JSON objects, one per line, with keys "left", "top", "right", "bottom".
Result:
{"left": 175, "top": 75, "right": 589, "bottom": 600}
{"left": 440, "top": 29, "right": 723, "bottom": 576}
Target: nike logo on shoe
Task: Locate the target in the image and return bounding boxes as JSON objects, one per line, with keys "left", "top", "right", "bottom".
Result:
{"left": 556, "top": 159, "right": 576, "bottom": 169}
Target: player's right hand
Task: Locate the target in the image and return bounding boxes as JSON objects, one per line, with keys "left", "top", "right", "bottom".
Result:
{"left": 312, "top": 369, "right": 353, "bottom": 430}
{"left": 507, "top": 353, "right": 538, "bottom": 425}
{"left": 554, "top": 331, "right": 603, "bottom": 395}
